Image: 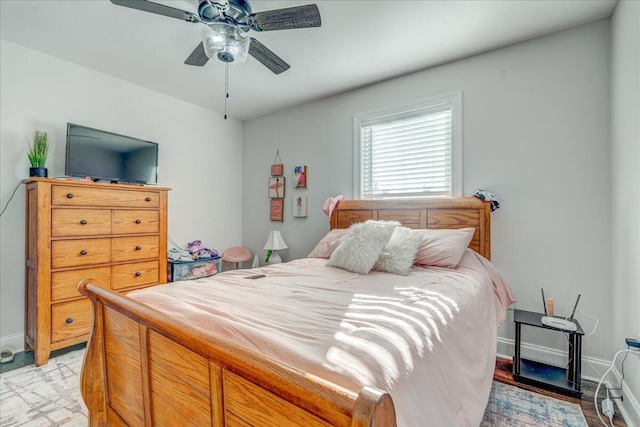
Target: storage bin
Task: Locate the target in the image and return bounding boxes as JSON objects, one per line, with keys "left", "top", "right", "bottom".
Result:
{"left": 168, "top": 257, "right": 221, "bottom": 282}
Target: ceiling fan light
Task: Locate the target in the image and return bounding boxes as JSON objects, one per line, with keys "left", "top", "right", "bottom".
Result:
{"left": 201, "top": 22, "right": 250, "bottom": 64}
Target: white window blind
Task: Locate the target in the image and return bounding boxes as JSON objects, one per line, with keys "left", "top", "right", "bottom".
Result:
{"left": 354, "top": 92, "right": 461, "bottom": 199}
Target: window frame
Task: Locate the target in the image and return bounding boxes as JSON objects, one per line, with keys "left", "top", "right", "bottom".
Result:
{"left": 352, "top": 90, "right": 463, "bottom": 199}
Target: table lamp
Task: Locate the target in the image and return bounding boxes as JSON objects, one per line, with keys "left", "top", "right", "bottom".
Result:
{"left": 263, "top": 231, "right": 287, "bottom": 264}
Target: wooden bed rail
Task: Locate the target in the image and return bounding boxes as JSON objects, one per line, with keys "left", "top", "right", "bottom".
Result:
{"left": 78, "top": 279, "right": 397, "bottom": 427}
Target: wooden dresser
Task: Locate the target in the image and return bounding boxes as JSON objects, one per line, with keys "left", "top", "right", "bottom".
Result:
{"left": 25, "top": 178, "right": 170, "bottom": 365}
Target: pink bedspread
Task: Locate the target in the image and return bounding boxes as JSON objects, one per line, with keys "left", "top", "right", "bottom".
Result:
{"left": 128, "top": 250, "right": 514, "bottom": 427}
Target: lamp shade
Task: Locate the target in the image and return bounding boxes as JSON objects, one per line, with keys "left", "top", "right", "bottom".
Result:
{"left": 263, "top": 231, "right": 288, "bottom": 251}
{"left": 201, "top": 22, "right": 250, "bottom": 64}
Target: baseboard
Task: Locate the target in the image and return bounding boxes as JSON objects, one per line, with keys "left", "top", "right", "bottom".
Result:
{"left": 612, "top": 362, "right": 640, "bottom": 427}
{"left": 497, "top": 337, "right": 640, "bottom": 426}
{"left": 0, "top": 332, "right": 25, "bottom": 353}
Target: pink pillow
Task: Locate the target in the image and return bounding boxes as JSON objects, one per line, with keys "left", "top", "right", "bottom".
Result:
{"left": 308, "top": 229, "right": 349, "bottom": 258}
{"left": 413, "top": 228, "right": 475, "bottom": 268}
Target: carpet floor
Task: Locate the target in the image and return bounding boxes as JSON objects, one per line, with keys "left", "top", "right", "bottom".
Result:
{"left": 0, "top": 349, "right": 588, "bottom": 426}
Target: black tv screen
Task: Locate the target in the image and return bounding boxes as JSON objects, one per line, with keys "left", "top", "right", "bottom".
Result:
{"left": 65, "top": 123, "right": 158, "bottom": 184}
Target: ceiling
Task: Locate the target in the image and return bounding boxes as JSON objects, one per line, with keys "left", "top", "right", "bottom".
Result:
{"left": 0, "top": 0, "right": 617, "bottom": 120}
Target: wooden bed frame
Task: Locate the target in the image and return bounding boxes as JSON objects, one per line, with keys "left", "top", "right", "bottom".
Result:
{"left": 78, "top": 197, "right": 490, "bottom": 426}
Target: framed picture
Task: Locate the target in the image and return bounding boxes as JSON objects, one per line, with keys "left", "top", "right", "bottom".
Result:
{"left": 293, "top": 165, "right": 307, "bottom": 189}
{"left": 268, "top": 177, "right": 285, "bottom": 199}
{"left": 271, "top": 164, "right": 283, "bottom": 176}
{"left": 293, "top": 195, "right": 308, "bottom": 218}
{"left": 270, "top": 199, "right": 284, "bottom": 221}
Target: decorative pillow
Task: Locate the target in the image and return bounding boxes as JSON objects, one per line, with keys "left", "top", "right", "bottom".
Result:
{"left": 373, "top": 226, "right": 423, "bottom": 275}
{"left": 308, "top": 229, "right": 349, "bottom": 258}
{"left": 413, "top": 227, "right": 475, "bottom": 268}
{"left": 327, "top": 220, "right": 398, "bottom": 274}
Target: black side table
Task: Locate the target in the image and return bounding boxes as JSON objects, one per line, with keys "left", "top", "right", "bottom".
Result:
{"left": 513, "top": 309, "right": 584, "bottom": 397}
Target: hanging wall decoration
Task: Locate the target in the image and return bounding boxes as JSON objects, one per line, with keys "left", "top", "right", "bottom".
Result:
{"left": 268, "top": 149, "right": 284, "bottom": 220}
{"left": 270, "top": 199, "right": 284, "bottom": 221}
{"left": 293, "top": 195, "right": 308, "bottom": 218}
{"left": 269, "top": 177, "right": 285, "bottom": 199}
{"left": 293, "top": 165, "right": 307, "bottom": 189}
{"left": 271, "top": 149, "right": 283, "bottom": 176}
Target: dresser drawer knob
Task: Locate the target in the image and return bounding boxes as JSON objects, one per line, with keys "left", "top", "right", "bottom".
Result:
{"left": 135, "top": 245, "right": 142, "bottom": 251}
{"left": 66, "top": 318, "right": 74, "bottom": 324}
{"left": 80, "top": 250, "right": 88, "bottom": 256}
{"left": 145, "top": 197, "right": 152, "bottom": 202}
{"left": 135, "top": 219, "right": 142, "bottom": 224}
{"left": 135, "top": 272, "right": 141, "bottom": 277}
{"left": 80, "top": 219, "right": 87, "bottom": 225}
{"left": 66, "top": 193, "right": 74, "bottom": 199}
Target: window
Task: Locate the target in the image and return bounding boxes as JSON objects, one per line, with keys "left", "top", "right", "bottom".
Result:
{"left": 353, "top": 91, "right": 462, "bottom": 199}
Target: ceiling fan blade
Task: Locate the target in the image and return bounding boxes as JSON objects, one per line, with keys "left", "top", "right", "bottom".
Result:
{"left": 249, "top": 4, "right": 321, "bottom": 32}
{"left": 110, "top": 0, "right": 198, "bottom": 22}
{"left": 249, "top": 38, "right": 290, "bottom": 74}
{"left": 184, "top": 42, "right": 210, "bottom": 66}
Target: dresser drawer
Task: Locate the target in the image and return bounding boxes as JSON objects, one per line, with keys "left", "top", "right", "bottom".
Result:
{"left": 52, "top": 239, "right": 111, "bottom": 269}
{"left": 52, "top": 185, "right": 160, "bottom": 208}
{"left": 52, "top": 209, "right": 111, "bottom": 237}
{"left": 112, "top": 261, "right": 159, "bottom": 291}
{"left": 51, "top": 266, "right": 111, "bottom": 301}
{"left": 113, "top": 210, "right": 160, "bottom": 235}
{"left": 51, "top": 299, "right": 93, "bottom": 343}
{"left": 112, "top": 236, "right": 159, "bottom": 262}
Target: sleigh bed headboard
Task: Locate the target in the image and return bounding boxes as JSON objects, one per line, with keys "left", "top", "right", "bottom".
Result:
{"left": 330, "top": 197, "right": 491, "bottom": 260}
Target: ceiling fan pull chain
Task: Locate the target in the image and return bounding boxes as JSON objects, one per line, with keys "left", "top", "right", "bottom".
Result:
{"left": 224, "top": 63, "right": 229, "bottom": 120}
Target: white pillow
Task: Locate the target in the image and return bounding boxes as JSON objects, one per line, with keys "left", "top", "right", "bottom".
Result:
{"left": 373, "top": 226, "right": 423, "bottom": 275}
{"left": 327, "top": 220, "right": 398, "bottom": 274}
{"left": 413, "top": 227, "right": 475, "bottom": 268}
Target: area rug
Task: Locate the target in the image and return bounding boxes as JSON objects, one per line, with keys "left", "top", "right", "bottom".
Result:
{"left": 1, "top": 349, "right": 588, "bottom": 426}
{"left": 0, "top": 350, "right": 86, "bottom": 426}
{"left": 481, "top": 381, "right": 588, "bottom": 427}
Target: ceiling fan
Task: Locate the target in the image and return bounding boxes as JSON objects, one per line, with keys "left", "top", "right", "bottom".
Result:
{"left": 110, "top": 0, "right": 321, "bottom": 74}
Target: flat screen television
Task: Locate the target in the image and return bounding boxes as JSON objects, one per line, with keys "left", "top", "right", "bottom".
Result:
{"left": 65, "top": 123, "right": 158, "bottom": 184}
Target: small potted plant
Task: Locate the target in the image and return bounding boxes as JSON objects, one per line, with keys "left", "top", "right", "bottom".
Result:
{"left": 27, "top": 130, "right": 51, "bottom": 177}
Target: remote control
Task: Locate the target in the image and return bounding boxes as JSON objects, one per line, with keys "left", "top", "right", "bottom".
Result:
{"left": 244, "top": 274, "right": 265, "bottom": 279}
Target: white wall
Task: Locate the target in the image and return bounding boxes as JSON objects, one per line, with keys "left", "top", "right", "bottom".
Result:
{"left": 0, "top": 40, "right": 244, "bottom": 351}
{"left": 611, "top": 1, "right": 640, "bottom": 424}
{"left": 243, "top": 20, "right": 613, "bottom": 364}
